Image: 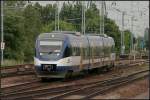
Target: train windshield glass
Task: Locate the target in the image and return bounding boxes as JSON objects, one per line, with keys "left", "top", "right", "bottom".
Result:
{"left": 39, "top": 41, "right": 62, "bottom": 60}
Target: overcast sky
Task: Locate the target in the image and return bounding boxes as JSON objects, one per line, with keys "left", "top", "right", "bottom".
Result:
{"left": 31, "top": 1, "right": 149, "bottom": 37}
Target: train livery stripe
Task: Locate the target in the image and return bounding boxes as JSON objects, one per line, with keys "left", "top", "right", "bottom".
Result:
{"left": 35, "top": 55, "right": 114, "bottom": 67}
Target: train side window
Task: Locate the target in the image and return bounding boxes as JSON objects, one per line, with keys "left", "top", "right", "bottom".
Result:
{"left": 72, "top": 46, "right": 76, "bottom": 56}
{"left": 63, "top": 46, "right": 71, "bottom": 58}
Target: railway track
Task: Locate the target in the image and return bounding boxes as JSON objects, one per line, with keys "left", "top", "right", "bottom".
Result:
{"left": 1, "top": 59, "right": 148, "bottom": 78}
{"left": 1, "top": 68, "right": 149, "bottom": 100}
{"left": 48, "top": 70, "right": 149, "bottom": 100}
{"left": 1, "top": 64, "right": 34, "bottom": 78}
{"left": 39, "top": 70, "right": 149, "bottom": 100}
{"left": 1, "top": 79, "right": 40, "bottom": 95}
{"left": 1, "top": 59, "right": 148, "bottom": 99}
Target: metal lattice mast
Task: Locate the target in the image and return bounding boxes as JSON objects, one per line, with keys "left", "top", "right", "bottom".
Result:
{"left": 121, "top": 11, "right": 125, "bottom": 55}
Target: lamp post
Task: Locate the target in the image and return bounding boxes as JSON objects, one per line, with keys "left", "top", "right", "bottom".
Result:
{"left": 1, "top": 0, "right": 4, "bottom": 65}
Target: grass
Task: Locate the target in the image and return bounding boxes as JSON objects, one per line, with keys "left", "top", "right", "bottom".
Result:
{"left": 1, "top": 59, "right": 33, "bottom": 67}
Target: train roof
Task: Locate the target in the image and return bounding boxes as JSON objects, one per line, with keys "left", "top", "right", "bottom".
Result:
{"left": 38, "top": 31, "right": 113, "bottom": 41}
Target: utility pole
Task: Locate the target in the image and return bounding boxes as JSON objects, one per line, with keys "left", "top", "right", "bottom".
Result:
{"left": 130, "top": 16, "right": 137, "bottom": 53}
{"left": 83, "top": 1, "right": 85, "bottom": 35}
{"left": 121, "top": 11, "right": 125, "bottom": 55}
{"left": 1, "top": 0, "right": 4, "bottom": 65}
{"left": 101, "top": 1, "right": 106, "bottom": 35}
{"left": 130, "top": 16, "right": 134, "bottom": 53}
{"left": 57, "top": 1, "right": 59, "bottom": 31}
{"left": 101, "top": 1, "right": 104, "bottom": 35}
{"left": 99, "top": 1, "right": 105, "bottom": 35}
{"left": 55, "top": 2, "right": 57, "bottom": 31}
{"left": 130, "top": 15, "right": 138, "bottom": 61}
{"left": 82, "top": 1, "right": 85, "bottom": 35}
{"left": 99, "top": 1, "right": 102, "bottom": 34}
{"left": 82, "top": 1, "right": 83, "bottom": 34}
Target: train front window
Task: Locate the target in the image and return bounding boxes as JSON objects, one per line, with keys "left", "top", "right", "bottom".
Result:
{"left": 38, "top": 41, "right": 62, "bottom": 60}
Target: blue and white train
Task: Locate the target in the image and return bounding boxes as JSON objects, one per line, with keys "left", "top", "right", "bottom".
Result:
{"left": 34, "top": 31, "right": 116, "bottom": 79}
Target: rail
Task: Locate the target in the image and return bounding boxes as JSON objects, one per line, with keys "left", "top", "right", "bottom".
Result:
{"left": 1, "top": 69, "right": 149, "bottom": 100}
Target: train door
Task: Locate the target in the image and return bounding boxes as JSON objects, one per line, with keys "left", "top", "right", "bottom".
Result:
{"left": 98, "top": 37, "right": 103, "bottom": 67}
{"left": 90, "top": 37, "right": 95, "bottom": 68}
{"left": 86, "top": 36, "right": 91, "bottom": 70}
{"left": 91, "top": 41, "right": 94, "bottom": 68}
{"left": 101, "top": 37, "right": 105, "bottom": 66}
{"left": 79, "top": 42, "right": 83, "bottom": 71}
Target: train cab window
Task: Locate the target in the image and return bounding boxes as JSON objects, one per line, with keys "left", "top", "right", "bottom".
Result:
{"left": 63, "top": 46, "right": 71, "bottom": 58}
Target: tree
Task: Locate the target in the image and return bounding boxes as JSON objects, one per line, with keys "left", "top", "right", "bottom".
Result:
{"left": 3, "top": 1, "right": 126, "bottom": 63}
{"left": 4, "top": 12, "right": 25, "bottom": 60}
{"left": 85, "top": 3, "right": 100, "bottom": 33}
{"left": 105, "top": 17, "right": 121, "bottom": 54}
{"left": 124, "top": 30, "right": 131, "bottom": 53}
{"left": 60, "top": 2, "right": 82, "bottom": 31}
{"left": 41, "top": 20, "right": 75, "bottom": 33}
{"left": 23, "top": 4, "right": 42, "bottom": 62}
{"left": 4, "top": 1, "right": 26, "bottom": 60}
{"left": 40, "top": 3, "right": 56, "bottom": 25}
